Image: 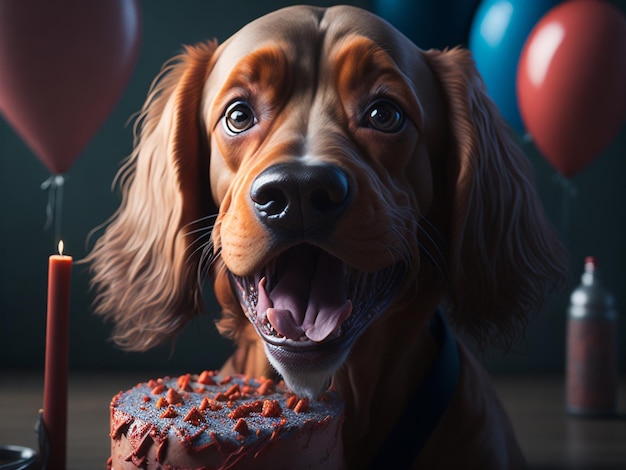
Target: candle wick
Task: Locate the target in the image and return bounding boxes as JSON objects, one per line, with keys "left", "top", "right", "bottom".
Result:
{"left": 58, "top": 240, "right": 64, "bottom": 256}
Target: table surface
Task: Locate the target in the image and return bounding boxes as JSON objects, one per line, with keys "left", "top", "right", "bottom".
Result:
{"left": 1, "top": 372, "right": 625, "bottom": 469}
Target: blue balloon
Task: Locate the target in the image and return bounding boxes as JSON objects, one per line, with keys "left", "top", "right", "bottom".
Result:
{"left": 372, "top": 0, "right": 481, "bottom": 50}
{"left": 469, "top": 0, "right": 561, "bottom": 132}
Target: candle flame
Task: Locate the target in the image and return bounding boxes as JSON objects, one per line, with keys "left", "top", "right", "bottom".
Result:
{"left": 58, "top": 240, "right": 64, "bottom": 256}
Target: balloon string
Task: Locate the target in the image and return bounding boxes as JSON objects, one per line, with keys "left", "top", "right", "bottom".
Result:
{"left": 552, "top": 172, "right": 578, "bottom": 250}
{"left": 41, "top": 174, "right": 66, "bottom": 249}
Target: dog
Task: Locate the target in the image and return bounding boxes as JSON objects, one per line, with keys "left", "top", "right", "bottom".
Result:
{"left": 87, "top": 5, "right": 568, "bottom": 468}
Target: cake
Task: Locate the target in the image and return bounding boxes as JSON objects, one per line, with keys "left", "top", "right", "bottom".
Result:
{"left": 108, "top": 371, "right": 345, "bottom": 469}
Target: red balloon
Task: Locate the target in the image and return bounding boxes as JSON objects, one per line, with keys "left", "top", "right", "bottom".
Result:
{"left": 516, "top": 0, "right": 626, "bottom": 177}
{"left": 0, "top": 0, "right": 141, "bottom": 174}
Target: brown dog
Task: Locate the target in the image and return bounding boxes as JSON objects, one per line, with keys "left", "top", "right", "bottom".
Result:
{"left": 88, "top": 5, "right": 568, "bottom": 468}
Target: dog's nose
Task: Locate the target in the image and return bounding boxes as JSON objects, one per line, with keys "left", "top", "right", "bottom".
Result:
{"left": 250, "top": 162, "right": 350, "bottom": 236}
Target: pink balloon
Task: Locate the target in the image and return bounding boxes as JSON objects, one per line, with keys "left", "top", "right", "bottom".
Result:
{"left": 516, "top": 0, "right": 626, "bottom": 177}
{"left": 0, "top": 0, "right": 141, "bottom": 173}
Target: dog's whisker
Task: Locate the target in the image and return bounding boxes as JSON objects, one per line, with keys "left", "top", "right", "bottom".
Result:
{"left": 196, "top": 242, "right": 221, "bottom": 286}
{"left": 391, "top": 205, "right": 447, "bottom": 270}
{"left": 183, "top": 227, "right": 213, "bottom": 253}
{"left": 181, "top": 215, "right": 218, "bottom": 271}
{"left": 418, "top": 216, "right": 450, "bottom": 248}
{"left": 183, "top": 224, "right": 215, "bottom": 239}
{"left": 186, "top": 214, "right": 219, "bottom": 225}
{"left": 183, "top": 229, "right": 219, "bottom": 288}
{"left": 204, "top": 248, "right": 222, "bottom": 279}
{"left": 415, "top": 221, "right": 445, "bottom": 255}
{"left": 417, "top": 241, "right": 450, "bottom": 289}
{"left": 185, "top": 233, "right": 213, "bottom": 263}
{"left": 197, "top": 250, "right": 211, "bottom": 286}
{"left": 183, "top": 213, "right": 219, "bottom": 230}
{"left": 377, "top": 206, "right": 448, "bottom": 295}
{"left": 415, "top": 218, "right": 450, "bottom": 282}
{"left": 388, "top": 207, "right": 420, "bottom": 258}
{"left": 387, "top": 225, "right": 418, "bottom": 286}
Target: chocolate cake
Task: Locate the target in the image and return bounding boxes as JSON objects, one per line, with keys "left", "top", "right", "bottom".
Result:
{"left": 109, "top": 371, "right": 345, "bottom": 469}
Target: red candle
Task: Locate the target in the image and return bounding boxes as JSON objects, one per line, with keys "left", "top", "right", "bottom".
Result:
{"left": 43, "top": 240, "right": 72, "bottom": 470}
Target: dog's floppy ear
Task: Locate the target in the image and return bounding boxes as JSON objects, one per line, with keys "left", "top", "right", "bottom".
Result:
{"left": 424, "top": 48, "right": 568, "bottom": 347}
{"left": 86, "top": 41, "right": 218, "bottom": 351}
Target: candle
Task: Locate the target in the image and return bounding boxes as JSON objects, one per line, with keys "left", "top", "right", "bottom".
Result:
{"left": 43, "top": 240, "right": 72, "bottom": 470}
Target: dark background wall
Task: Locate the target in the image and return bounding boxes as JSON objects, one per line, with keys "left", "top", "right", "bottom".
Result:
{"left": 1, "top": 0, "right": 624, "bottom": 376}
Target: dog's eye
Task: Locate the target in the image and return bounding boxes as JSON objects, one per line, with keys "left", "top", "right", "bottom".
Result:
{"left": 364, "top": 99, "right": 404, "bottom": 133}
{"left": 223, "top": 100, "right": 257, "bottom": 134}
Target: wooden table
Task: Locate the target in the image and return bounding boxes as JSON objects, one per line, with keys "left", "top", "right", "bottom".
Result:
{"left": 1, "top": 372, "right": 625, "bottom": 469}
{"left": 494, "top": 376, "right": 626, "bottom": 469}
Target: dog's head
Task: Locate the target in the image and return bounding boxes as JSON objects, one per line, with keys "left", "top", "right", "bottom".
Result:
{"left": 88, "top": 6, "right": 567, "bottom": 397}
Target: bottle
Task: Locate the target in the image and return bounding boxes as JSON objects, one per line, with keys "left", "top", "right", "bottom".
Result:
{"left": 566, "top": 256, "right": 618, "bottom": 416}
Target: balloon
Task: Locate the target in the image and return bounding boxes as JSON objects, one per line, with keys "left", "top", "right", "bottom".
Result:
{"left": 469, "top": 0, "right": 561, "bottom": 132}
{"left": 372, "top": 0, "right": 481, "bottom": 50}
{"left": 517, "top": 0, "right": 626, "bottom": 177}
{"left": 0, "top": 0, "right": 142, "bottom": 174}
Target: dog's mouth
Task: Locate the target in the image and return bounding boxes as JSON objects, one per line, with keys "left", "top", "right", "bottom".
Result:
{"left": 230, "top": 243, "right": 404, "bottom": 393}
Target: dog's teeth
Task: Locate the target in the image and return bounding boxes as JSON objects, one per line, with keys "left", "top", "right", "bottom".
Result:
{"left": 266, "top": 322, "right": 283, "bottom": 338}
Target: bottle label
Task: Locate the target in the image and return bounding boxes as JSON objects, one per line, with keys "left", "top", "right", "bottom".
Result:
{"left": 566, "top": 318, "right": 618, "bottom": 414}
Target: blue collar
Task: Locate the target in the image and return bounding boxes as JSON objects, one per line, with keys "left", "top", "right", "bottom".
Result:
{"left": 369, "top": 310, "right": 460, "bottom": 468}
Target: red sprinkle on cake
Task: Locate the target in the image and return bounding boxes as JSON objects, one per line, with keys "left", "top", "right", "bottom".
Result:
{"left": 109, "top": 371, "right": 345, "bottom": 469}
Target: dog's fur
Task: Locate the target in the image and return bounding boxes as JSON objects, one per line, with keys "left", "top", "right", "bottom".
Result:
{"left": 87, "top": 5, "right": 568, "bottom": 468}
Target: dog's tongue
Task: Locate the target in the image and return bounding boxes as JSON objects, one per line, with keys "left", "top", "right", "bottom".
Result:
{"left": 257, "top": 246, "right": 352, "bottom": 342}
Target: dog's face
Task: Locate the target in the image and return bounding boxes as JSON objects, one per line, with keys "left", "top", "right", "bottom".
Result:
{"left": 88, "top": 6, "right": 567, "bottom": 399}
{"left": 205, "top": 6, "right": 446, "bottom": 395}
